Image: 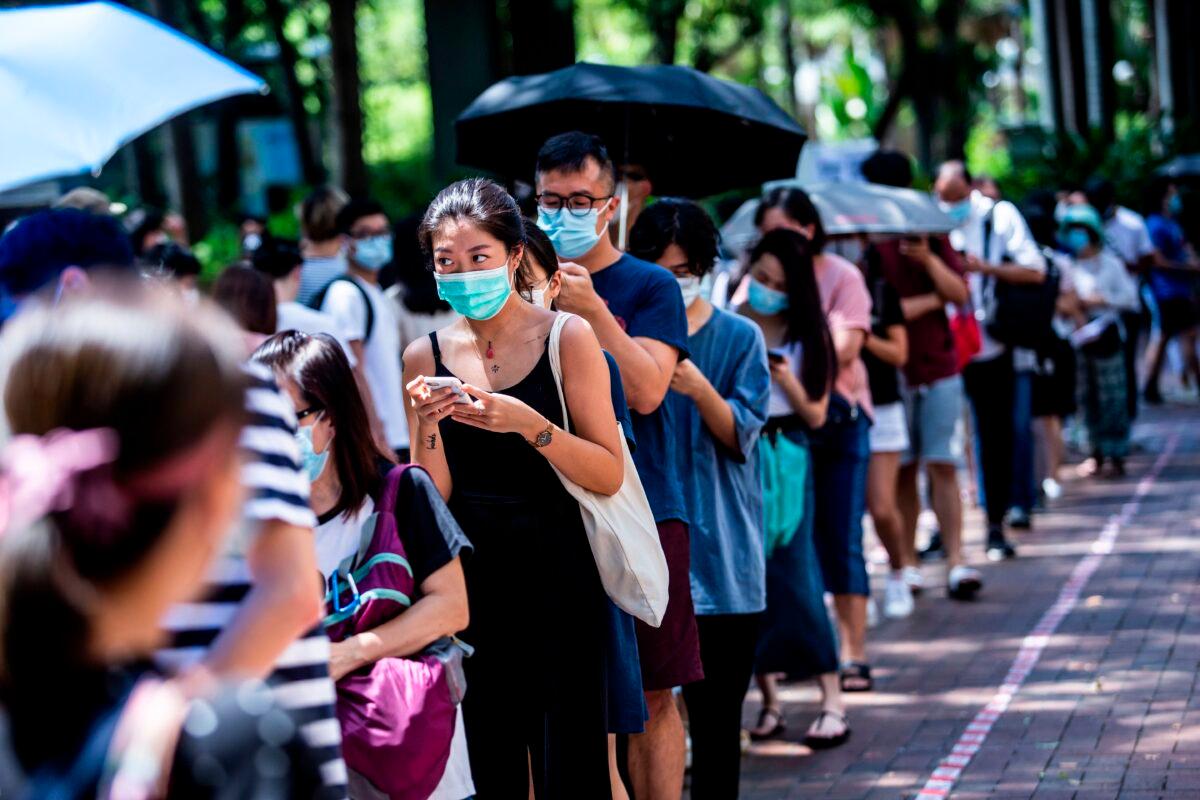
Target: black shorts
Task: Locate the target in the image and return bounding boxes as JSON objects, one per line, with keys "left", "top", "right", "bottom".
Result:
{"left": 1156, "top": 295, "right": 1198, "bottom": 337}
{"left": 1033, "top": 336, "right": 1077, "bottom": 418}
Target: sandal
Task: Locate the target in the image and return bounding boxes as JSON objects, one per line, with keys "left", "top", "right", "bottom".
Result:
{"left": 748, "top": 706, "right": 786, "bottom": 742}
{"left": 840, "top": 662, "right": 873, "bottom": 692}
{"left": 803, "top": 710, "right": 851, "bottom": 750}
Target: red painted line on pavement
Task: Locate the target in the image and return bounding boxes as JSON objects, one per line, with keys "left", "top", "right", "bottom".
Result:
{"left": 914, "top": 433, "right": 1179, "bottom": 800}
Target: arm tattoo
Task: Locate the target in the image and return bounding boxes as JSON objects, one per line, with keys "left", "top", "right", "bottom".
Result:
{"left": 425, "top": 433, "right": 438, "bottom": 451}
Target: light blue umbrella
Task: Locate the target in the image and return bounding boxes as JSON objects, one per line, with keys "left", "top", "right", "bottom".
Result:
{"left": 0, "top": 1, "right": 266, "bottom": 193}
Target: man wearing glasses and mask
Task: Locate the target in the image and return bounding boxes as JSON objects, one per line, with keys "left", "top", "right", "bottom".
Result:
{"left": 535, "top": 132, "right": 700, "bottom": 800}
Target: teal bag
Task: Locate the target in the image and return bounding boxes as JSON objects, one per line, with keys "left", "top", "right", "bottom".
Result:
{"left": 760, "top": 430, "right": 810, "bottom": 558}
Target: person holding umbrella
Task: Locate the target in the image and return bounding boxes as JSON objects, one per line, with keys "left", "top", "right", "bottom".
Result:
{"left": 535, "top": 132, "right": 700, "bottom": 800}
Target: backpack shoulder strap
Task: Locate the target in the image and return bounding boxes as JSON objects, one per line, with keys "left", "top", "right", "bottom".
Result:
{"left": 312, "top": 276, "right": 375, "bottom": 342}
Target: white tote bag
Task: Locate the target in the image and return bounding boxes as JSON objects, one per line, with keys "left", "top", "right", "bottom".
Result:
{"left": 546, "top": 313, "right": 669, "bottom": 627}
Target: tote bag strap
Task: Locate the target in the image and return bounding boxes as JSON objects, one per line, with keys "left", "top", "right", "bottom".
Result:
{"left": 547, "top": 312, "right": 574, "bottom": 430}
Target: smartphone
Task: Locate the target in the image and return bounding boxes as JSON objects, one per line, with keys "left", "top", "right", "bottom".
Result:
{"left": 767, "top": 349, "right": 787, "bottom": 364}
{"left": 423, "top": 376, "right": 474, "bottom": 404}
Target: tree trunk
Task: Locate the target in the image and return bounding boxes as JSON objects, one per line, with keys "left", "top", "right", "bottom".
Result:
{"left": 508, "top": 0, "right": 576, "bottom": 75}
{"left": 263, "top": 0, "right": 325, "bottom": 186}
{"left": 424, "top": 0, "right": 503, "bottom": 182}
{"left": 645, "top": 0, "right": 685, "bottom": 65}
{"left": 329, "top": 0, "right": 368, "bottom": 196}
{"left": 148, "top": 0, "right": 207, "bottom": 237}
{"left": 779, "top": 0, "right": 799, "bottom": 117}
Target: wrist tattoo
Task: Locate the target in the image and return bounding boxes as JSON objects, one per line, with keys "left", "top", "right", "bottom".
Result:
{"left": 425, "top": 433, "right": 437, "bottom": 451}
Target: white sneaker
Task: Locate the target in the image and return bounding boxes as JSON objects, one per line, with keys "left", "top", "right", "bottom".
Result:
{"left": 1042, "top": 477, "right": 1063, "bottom": 500}
{"left": 883, "top": 573, "right": 915, "bottom": 619}
{"left": 903, "top": 565, "right": 925, "bottom": 595}
{"left": 947, "top": 564, "right": 983, "bottom": 600}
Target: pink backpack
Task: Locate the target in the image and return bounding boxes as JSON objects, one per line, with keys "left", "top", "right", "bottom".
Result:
{"left": 324, "top": 465, "right": 462, "bottom": 800}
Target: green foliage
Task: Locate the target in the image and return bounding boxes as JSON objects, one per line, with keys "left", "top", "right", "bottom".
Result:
{"left": 192, "top": 221, "right": 243, "bottom": 284}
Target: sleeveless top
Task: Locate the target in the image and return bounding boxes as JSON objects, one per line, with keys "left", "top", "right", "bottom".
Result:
{"left": 429, "top": 332, "right": 568, "bottom": 504}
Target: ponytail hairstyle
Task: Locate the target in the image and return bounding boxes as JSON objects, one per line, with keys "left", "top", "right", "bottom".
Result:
{"left": 253, "top": 331, "right": 388, "bottom": 519}
{"left": 418, "top": 178, "right": 526, "bottom": 270}
{"left": 749, "top": 229, "right": 835, "bottom": 400}
{"left": 0, "top": 280, "right": 247, "bottom": 768}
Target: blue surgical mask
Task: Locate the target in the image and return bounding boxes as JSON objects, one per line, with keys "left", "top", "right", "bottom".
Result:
{"left": 295, "top": 424, "right": 329, "bottom": 484}
{"left": 748, "top": 277, "right": 789, "bottom": 315}
{"left": 353, "top": 235, "right": 393, "bottom": 272}
{"left": 940, "top": 199, "right": 972, "bottom": 226}
{"left": 1062, "top": 229, "right": 1091, "bottom": 255}
{"left": 434, "top": 261, "right": 513, "bottom": 321}
{"left": 537, "top": 207, "right": 603, "bottom": 260}
{"left": 1168, "top": 194, "right": 1183, "bottom": 217}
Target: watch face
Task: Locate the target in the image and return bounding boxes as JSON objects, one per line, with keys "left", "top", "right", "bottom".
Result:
{"left": 536, "top": 429, "right": 553, "bottom": 447}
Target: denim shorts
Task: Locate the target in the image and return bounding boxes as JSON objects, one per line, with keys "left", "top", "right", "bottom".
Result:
{"left": 900, "top": 373, "right": 966, "bottom": 467}
{"left": 807, "top": 399, "right": 871, "bottom": 597}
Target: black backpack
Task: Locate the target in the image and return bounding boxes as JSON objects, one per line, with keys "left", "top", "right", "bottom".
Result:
{"left": 981, "top": 208, "right": 1059, "bottom": 350}
{"left": 308, "top": 276, "right": 375, "bottom": 342}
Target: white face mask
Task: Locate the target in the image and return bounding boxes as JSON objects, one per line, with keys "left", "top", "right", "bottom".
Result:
{"left": 677, "top": 275, "right": 703, "bottom": 307}
{"left": 531, "top": 288, "right": 548, "bottom": 309}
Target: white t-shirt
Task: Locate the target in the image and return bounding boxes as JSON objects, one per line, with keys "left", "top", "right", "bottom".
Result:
{"left": 384, "top": 284, "right": 460, "bottom": 357}
{"left": 314, "top": 497, "right": 375, "bottom": 579}
{"left": 1103, "top": 206, "right": 1156, "bottom": 268}
{"left": 277, "top": 300, "right": 358, "bottom": 368}
{"left": 948, "top": 191, "right": 1048, "bottom": 363}
{"left": 322, "top": 276, "right": 407, "bottom": 451}
{"left": 1071, "top": 249, "right": 1140, "bottom": 313}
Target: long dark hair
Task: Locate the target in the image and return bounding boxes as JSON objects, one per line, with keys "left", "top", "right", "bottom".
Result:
{"left": 628, "top": 198, "right": 721, "bottom": 277}
{"left": 418, "top": 178, "right": 525, "bottom": 268}
{"left": 253, "top": 331, "right": 388, "bottom": 518}
{"left": 750, "top": 229, "right": 835, "bottom": 399}
{"left": 755, "top": 186, "right": 828, "bottom": 252}
{"left": 0, "top": 282, "right": 247, "bottom": 769}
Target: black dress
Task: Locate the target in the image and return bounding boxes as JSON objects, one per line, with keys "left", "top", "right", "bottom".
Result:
{"left": 430, "top": 332, "right": 610, "bottom": 799}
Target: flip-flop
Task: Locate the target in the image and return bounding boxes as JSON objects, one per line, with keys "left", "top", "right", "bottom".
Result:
{"left": 803, "top": 710, "right": 851, "bottom": 750}
{"left": 840, "top": 662, "right": 873, "bottom": 692}
{"left": 748, "top": 706, "right": 786, "bottom": 742}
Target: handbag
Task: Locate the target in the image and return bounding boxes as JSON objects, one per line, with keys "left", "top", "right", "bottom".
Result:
{"left": 546, "top": 312, "right": 670, "bottom": 628}
{"left": 948, "top": 305, "right": 983, "bottom": 370}
{"left": 759, "top": 429, "right": 810, "bottom": 559}
{"left": 324, "top": 464, "right": 465, "bottom": 800}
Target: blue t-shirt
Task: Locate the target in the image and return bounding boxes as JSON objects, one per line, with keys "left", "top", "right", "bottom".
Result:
{"left": 1146, "top": 214, "right": 1192, "bottom": 301}
{"left": 603, "top": 351, "right": 636, "bottom": 450}
{"left": 590, "top": 254, "right": 690, "bottom": 524}
{"left": 668, "top": 308, "right": 770, "bottom": 615}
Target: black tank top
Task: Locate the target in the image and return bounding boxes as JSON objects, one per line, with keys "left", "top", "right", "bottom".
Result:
{"left": 429, "top": 332, "right": 567, "bottom": 503}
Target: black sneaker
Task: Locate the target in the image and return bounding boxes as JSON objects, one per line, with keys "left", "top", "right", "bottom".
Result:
{"left": 919, "top": 530, "right": 945, "bottom": 562}
{"left": 1144, "top": 386, "right": 1164, "bottom": 405}
{"left": 1008, "top": 507, "right": 1032, "bottom": 530}
{"left": 986, "top": 526, "right": 1016, "bottom": 561}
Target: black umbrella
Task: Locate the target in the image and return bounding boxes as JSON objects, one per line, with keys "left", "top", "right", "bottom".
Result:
{"left": 455, "top": 62, "right": 806, "bottom": 198}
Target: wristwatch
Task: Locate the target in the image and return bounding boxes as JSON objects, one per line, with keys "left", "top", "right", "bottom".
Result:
{"left": 528, "top": 422, "right": 555, "bottom": 449}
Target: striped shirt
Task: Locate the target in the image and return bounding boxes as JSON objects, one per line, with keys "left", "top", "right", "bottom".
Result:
{"left": 158, "top": 363, "right": 347, "bottom": 797}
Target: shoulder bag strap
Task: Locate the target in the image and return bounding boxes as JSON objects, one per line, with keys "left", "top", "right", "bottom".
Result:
{"left": 547, "top": 312, "right": 573, "bottom": 430}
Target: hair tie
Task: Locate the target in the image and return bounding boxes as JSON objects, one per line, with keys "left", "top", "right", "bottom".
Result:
{"left": 0, "top": 428, "right": 119, "bottom": 536}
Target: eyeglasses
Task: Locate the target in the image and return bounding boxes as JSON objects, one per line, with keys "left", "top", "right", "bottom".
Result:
{"left": 536, "top": 192, "right": 613, "bottom": 217}
{"left": 296, "top": 406, "right": 323, "bottom": 422}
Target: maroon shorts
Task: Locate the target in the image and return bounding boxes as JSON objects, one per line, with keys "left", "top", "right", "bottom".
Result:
{"left": 634, "top": 520, "right": 704, "bottom": 691}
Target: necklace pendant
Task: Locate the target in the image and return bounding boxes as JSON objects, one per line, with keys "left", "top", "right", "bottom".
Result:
{"left": 486, "top": 341, "right": 494, "bottom": 359}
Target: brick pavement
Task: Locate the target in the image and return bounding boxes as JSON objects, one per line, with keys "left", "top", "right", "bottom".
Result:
{"left": 723, "top": 406, "right": 1200, "bottom": 800}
